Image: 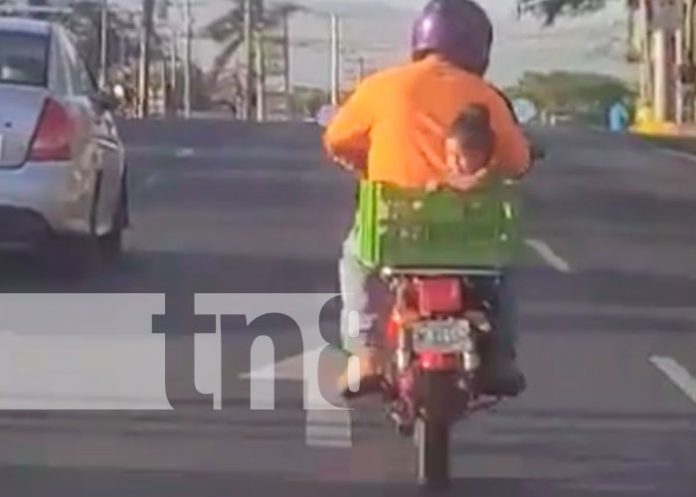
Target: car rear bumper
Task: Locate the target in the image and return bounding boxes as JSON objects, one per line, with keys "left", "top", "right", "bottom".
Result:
{"left": 0, "top": 161, "right": 91, "bottom": 246}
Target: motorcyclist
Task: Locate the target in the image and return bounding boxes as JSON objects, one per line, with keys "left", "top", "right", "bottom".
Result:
{"left": 324, "top": 0, "right": 531, "bottom": 398}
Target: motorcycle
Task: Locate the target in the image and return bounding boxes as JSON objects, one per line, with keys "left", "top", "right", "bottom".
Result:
{"left": 377, "top": 265, "right": 503, "bottom": 488}
{"left": 319, "top": 100, "right": 544, "bottom": 488}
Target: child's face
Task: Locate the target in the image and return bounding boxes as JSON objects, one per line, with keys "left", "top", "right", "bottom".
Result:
{"left": 446, "top": 136, "right": 488, "bottom": 175}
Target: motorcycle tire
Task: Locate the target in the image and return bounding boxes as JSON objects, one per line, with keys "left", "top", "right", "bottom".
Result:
{"left": 415, "top": 371, "right": 454, "bottom": 489}
{"left": 416, "top": 417, "right": 450, "bottom": 489}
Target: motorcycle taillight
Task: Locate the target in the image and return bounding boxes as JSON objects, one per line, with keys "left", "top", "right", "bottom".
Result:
{"left": 418, "top": 351, "right": 461, "bottom": 371}
{"left": 415, "top": 277, "right": 463, "bottom": 315}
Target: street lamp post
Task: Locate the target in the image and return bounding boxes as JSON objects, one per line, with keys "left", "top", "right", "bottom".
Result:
{"left": 100, "top": 0, "right": 109, "bottom": 88}
{"left": 330, "top": 13, "right": 340, "bottom": 105}
{"left": 170, "top": 26, "right": 178, "bottom": 95}
{"left": 183, "top": 0, "right": 192, "bottom": 119}
{"left": 256, "top": 0, "right": 266, "bottom": 121}
{"left": 300, "top": 8, "right": 342, "bottom": 104}
{"left": 138, "top": 0, "right": 155, "bottom": 118}
{"left": 243, "top": 0, "right": 254, "bottom": 120}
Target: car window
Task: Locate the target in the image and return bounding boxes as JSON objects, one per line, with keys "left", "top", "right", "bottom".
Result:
{"left": 49, "top": 31, "right": 70, "bottom": 95}
{"left": 74, "top": 55, "right": 97, "bottom": 96}
{"left": 60, "top": 30, "right": 96, "bottom": 96}
{"left": 0, "top": 31, "right": 49, "bottom": 87}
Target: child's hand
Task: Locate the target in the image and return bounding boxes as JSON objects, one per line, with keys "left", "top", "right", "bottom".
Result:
{"left": 425, "top": 180, "right": 439, "bottom": 193}
{"left": 332, "top": 153, "right": 367, "bottom": 176}
{"left": 445, "top": 168, "right": 489, "bottom": 192}
{"left": 333, "top": 155, "right": 356, "bottom": 170}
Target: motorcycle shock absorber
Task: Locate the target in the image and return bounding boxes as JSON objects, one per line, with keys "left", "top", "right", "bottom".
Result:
{"left": 395, "top": 320, "right": 413, "bottom": 373}
{"left": 392, "top": 279, "right": 414, "bottom": 373}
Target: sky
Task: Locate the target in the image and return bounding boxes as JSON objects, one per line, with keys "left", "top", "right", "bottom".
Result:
{"left": 113, "top": 0, "right": 635, "bottom": 89}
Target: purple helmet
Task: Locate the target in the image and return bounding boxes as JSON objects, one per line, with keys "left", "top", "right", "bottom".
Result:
{"left": 411, "top": 0, "right": 493, "bottom": 75}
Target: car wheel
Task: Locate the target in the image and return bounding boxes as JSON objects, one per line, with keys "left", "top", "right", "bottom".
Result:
{"left": 99, "top": 224, "right": 122, "bottom": 263}
{"left": 99, "top": 180, "right": 128, "bottom": 263}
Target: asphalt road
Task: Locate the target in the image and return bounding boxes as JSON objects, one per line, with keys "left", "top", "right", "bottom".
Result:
{"left": 1, "top": 120, "right": 696, "bottom": 496}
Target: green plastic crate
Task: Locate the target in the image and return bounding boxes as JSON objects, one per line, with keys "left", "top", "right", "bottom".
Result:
{"left": 352, "top": 178, "right": 521, "bottom": 269}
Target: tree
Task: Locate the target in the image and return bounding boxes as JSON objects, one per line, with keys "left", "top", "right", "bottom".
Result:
{"left": 0, "top": 0, "right": 50, "bottom": 18}
{"left": 507, "top": 70, "right": 635, "bottom": 122}
{"left": 59, "top": 1, "right": 166, "bottom": 81}
{"left": 289, "top": 86, "right": 328, "bottom": 118}
{"left": 517, "top": 0, "right": 615, "bottom": 25}
{"left": 202, "top": 0, "right": 301, "bottom": 85}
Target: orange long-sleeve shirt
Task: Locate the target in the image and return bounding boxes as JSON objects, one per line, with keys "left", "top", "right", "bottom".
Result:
{"left": 323, "top": 55, "right": 530, "bottom": 188}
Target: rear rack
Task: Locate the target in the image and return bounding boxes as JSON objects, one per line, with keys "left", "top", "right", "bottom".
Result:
{"left": 380, "top": 266, "right": 504, "bottom": 278}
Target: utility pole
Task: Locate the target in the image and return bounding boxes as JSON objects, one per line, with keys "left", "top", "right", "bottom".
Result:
{"left": 330, "top": 13, "right": 340, "bottom": 105}
{"left": 676, "top": 26, "right": 685, "bottom": 123}
{"left": 650, "top": 0, "right": 681, "bottom": 123}
{"left": 99, "top": 0, "right": 108, "bottom": 88}
{"left": 138, "top": 0, "right": 155, "bottom": 118}
{"left": 170, "top": 27, "right": 177, "bottom": 94}
{"left": 652, "top": 27, "right": 670, "bottom": 121}
{"left": 243, "top": 0, "right": 254, "bottom": 120}
{"left": 357, "top": 56, "right": 365, "bottom": 81}
{"left": 282, "top": 11, "right": 291, "bottom": 120}
{"left": 183, "top": 0, "right": 192, "bottom": 119}
{"left": 638, "top": 0, "right": 652, "bottom": 105}
{"left": 160, "top": 58, "right": 168, "bottom": 115}
{"left": 255, "top": 0, "right": 266, "bottom": 121}
{"left": 684, "top": 0, "right": 696, "bottom": 123}
{"left": 119, "top": 30, "right": 127, "bottom": 67}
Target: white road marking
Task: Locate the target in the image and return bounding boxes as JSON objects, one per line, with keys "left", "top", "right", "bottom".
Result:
{"left": 239, "top": 347, "right": 353, "bottom": 448}
{"left": 134, "top": 172, "right": 161, "bottom": 192}
{"left": 239, "top": 348, "right": 315, "bottom": 381}
{"left": 656, "top": 146, "right": 696, "bottom": 164}
{"left": 174, "top": 147, "right": 196, "bottom": 158}
{"left": 650, "top": 356, "right": 696, "bottom": 405}
{"left": 305, "top": 407, "right": 352, "bottom": 448}
{"left": 525, "top": 238, "right": 572, "bottom": 273}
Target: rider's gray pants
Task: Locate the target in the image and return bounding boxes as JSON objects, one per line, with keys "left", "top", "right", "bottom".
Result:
{"left": 339, "top": 236, "right": 517, "bottom": 355}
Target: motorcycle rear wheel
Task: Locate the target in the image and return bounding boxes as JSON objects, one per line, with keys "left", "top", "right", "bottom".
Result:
{"left": 416, "top": 417, "right": 450, "bottom": 489}
{"left": 415, "top": 371, "right": 454, "bottom": 489}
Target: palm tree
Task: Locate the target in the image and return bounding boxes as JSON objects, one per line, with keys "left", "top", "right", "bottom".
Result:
{"left": 62, "top": 1, "right": 165, "bottom": 78}
{"left": 202, "top": 0, "right": 301, "bottom": 85}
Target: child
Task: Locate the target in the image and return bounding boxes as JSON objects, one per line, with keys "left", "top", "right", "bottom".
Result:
{"left": 425, "top": 104, "right": 495, "bottom": 193}
{"left": 446, "top": 104, "right": 495, "bottom": 177}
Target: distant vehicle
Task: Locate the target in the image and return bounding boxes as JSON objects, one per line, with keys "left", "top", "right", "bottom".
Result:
{"left": 315, "top": 104, "right": 337, "bottom": 126}
{"left": 0, "top": 17, "right": 128, "bottom": 269}
{"left": 510, "top": 97, "right": 538, "bottom": 125}
{"left": 549, "top": 111, "right": 574, "bottom": 126}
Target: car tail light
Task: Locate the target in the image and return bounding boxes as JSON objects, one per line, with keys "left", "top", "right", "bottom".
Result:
{"left": 416, "top": 277, "right": 463, "bottom": 315}
{"left": 29, "top": 98, "right": 74, "bottom": 161}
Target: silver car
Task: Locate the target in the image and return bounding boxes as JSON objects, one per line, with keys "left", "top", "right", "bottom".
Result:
{"left": 0, "top": 17, "right": 128, "bottom": 266}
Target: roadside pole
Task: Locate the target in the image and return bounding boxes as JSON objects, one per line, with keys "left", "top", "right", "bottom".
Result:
{"left": 138, "top": 0, "right": 155, "bottom": 118}
{"left": 255, "top": 0, "right": 266, "bottom": 121}
{"left": 330, "top": 13, "right": 340, "bottom": 105}
{"left": 183, "top": 0, "right": 192, "bottom": 119}
{"left": 100, "top": 0, "right": 109, "bottom": 88}
{"left": 244, "top": 0, "right": 254, "bottom": 120}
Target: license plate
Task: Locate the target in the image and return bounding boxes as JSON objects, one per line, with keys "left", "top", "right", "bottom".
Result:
{"left": 412, "top": 320, "right": 472, "bottom": 352}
